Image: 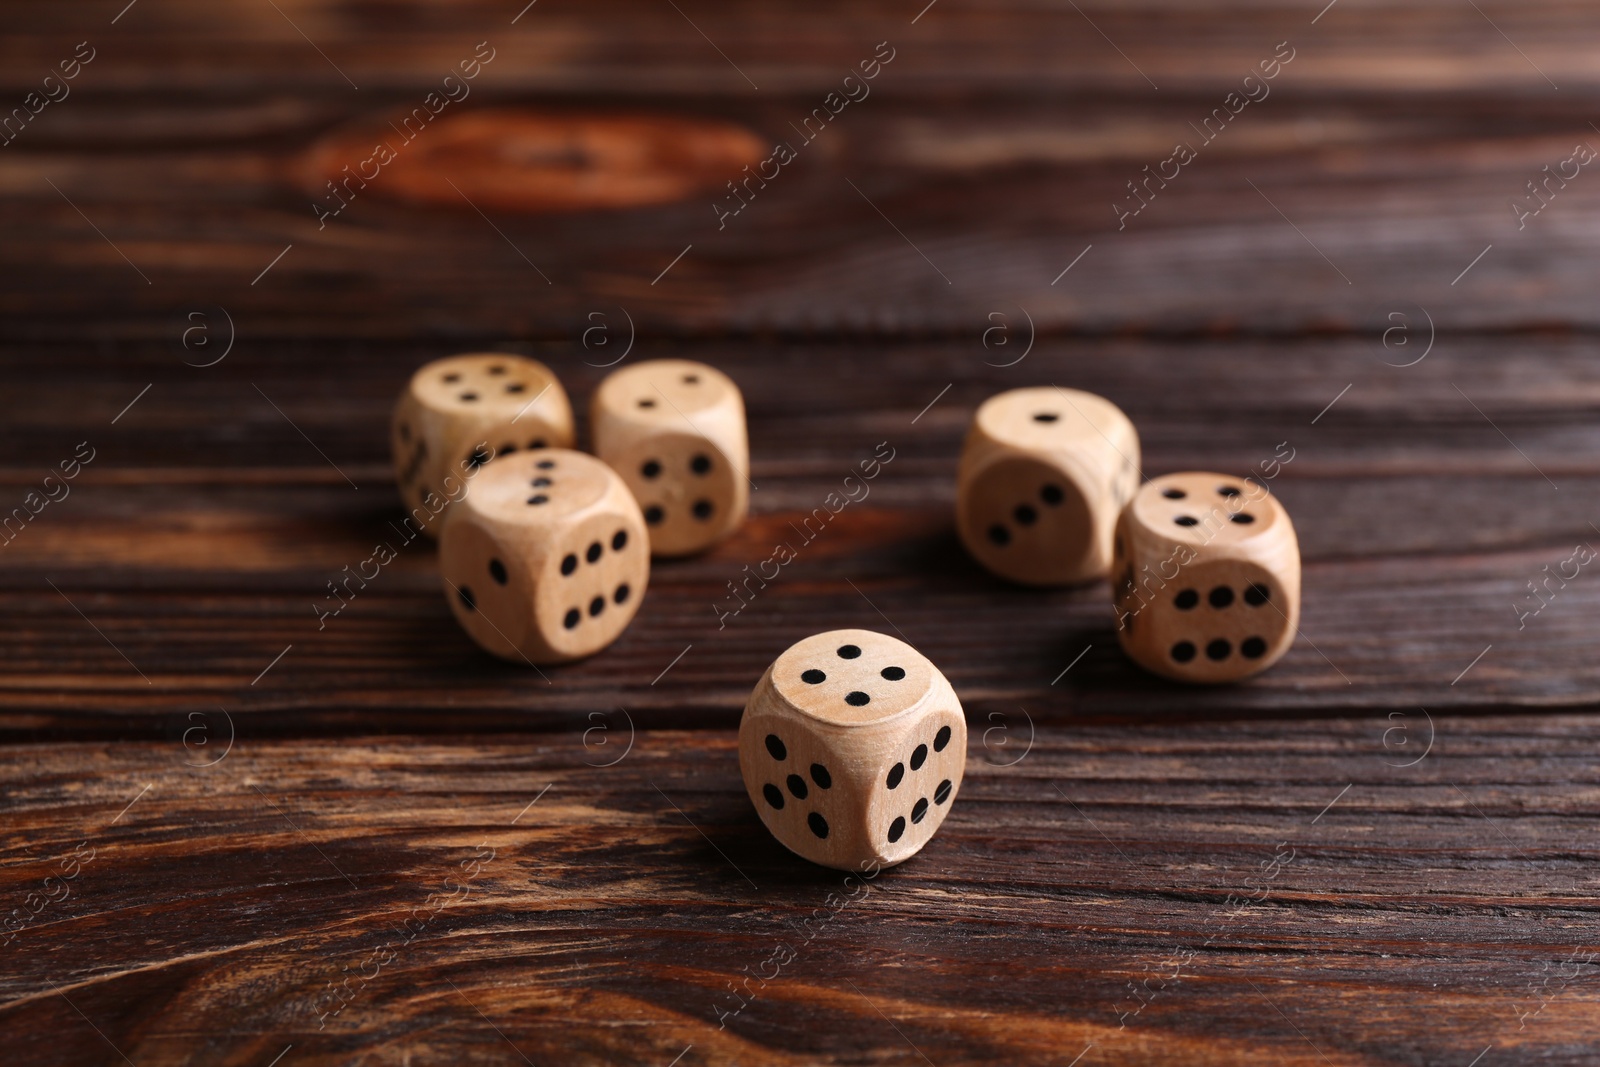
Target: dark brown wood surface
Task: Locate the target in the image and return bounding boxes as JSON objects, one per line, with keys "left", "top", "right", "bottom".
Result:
{"left": 3, "top": 0, "right": 1600, "bottom": 1063}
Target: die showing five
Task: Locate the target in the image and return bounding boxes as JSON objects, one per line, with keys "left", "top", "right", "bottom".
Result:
{"left": 739, "top": 629, "right": 966, "bottom": 870}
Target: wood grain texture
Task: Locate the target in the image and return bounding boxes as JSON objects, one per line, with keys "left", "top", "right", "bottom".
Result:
{"left": 3, "top": 1, "right": 1600, "bottom": 335}
{"left": 5, "top": 0, "right": 1600, "bottom": 1061}
{"left": 1, "top": 724, "right": 1596, "bottom": 1066}
{"left": 4, "top": 335, "right": 1600, "bottom": 739}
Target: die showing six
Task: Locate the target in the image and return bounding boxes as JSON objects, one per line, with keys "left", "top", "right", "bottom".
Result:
{"left": 439, "top": 448, "right": 648, "bottom": 665}
{"left": 1112, "top": 471, "right": 1301, "bottom": 683}
{"left": 957, "top": 386, "right": 1140, "bottom": 586}
{"left": 739, "top": 629, "right": 967, "bottom": 870}
{"left": 591, "top": 358, "right": 749, "bottom": 558}
{"left": 391, "top": 353, "right": 575, "bottom": 538}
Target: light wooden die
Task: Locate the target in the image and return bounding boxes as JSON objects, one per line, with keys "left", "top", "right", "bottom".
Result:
{"left": 739, "top": 629, "right": 966, "bottom": 871}
{"left": 591, "top": 359, "right": 748, "bottom": 557}
{"left": 439, "top": 448, "right": 648, "bottom": 665}
{"left": 391, "top": 353, "right": 574, "bottom": 537}
{"left": 957, "top": 386, "right": 1140, "bottom": 586}
{"left": 1111, "top": 471, "right": 1301, "bottom": 683}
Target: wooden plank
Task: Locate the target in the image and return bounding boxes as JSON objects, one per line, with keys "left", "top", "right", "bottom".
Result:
{"left": 2, "top": 3, "right": 1599, "bottom": 334}
{"left": 2, "top": 337, "right": 1597, "bottom": 736}
{"left": 1, "top": 725, "right": 1595, "bottom": 1065}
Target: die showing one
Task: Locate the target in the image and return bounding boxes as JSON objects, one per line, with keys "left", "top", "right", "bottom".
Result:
{"left": 957, "top": 386, "right": 1140, "bottom": 586}
{"left": 392, "top": 353, "right": 574, "bottom": 537}
{"left": 739, "top": 629, "right": 966, "bottom": 871}
{"left": 1111, "top": 471, "right": 1300, "bottom": 683}
{"left": 439, "top": 448, "right": 648, "bottom": 665}
{"left": 591, "top": 359, "right": 748, "bottom": 557}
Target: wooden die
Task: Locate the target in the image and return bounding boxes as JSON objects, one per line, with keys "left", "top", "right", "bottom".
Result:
{"left": 957, "top": 387, "right": 1140, "bottom": 586}
{"left": 392, "top": 353, "right": 574, "bottom": 536}
{"left": 739, "top": 629, "right": 966, "bottom": 871}
{"left": 591, "top": 359, "right": 748, "bottom": 557}
{"left": 439, "top": 448, "right": 648, "bottom": 665}
{"left": 1111, "top": 471, "right": 1300, "bottom": 682}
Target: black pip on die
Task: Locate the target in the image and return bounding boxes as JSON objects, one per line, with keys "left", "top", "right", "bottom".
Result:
{"left": 739, "top": 629, "right": 966, "bottom": 870}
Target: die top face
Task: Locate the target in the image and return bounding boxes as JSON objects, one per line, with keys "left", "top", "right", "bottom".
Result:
{"left": 459, "top": 448, "right": 610, "bottom": 528}
{"left": 408, "top": 353, "right": 563, "bottom": 420}
{"left": 595, "top": 358, "right": 738, "bottom": 423}
{"left": 974, "top": 386, "right": 1132, "bottom": 456}
{"left": 770, "top": 629, "right": 935, "bottom": 728}
{"left": 1129, "top": 471, "right": 1286, "bottom": 548}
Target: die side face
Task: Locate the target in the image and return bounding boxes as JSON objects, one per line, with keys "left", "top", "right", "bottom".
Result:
{"left": 614, "top": 431, "right": 740, "bottom": 556}
{"left": 743, "top": 629, "right": 965, "bottom": 869}
{"left": 1115, "top": 557, "right": 1293, "bottom": 681}
{"left": 529, "top": 508, "right": 648, "bottom": 661}
{"left": 742, "top": 712, "right": 864, "bottom": 868}
{"left": 440, "top": 450, "right": 647, "bottom": 664}
{"left": 864, "top": 708, "right": 966, "bottom": 866}
{"left": 960, "top": 455, "right": 1094, "bottom": 585}
{"left": 1114, "top": 472, "right": 1298, "bottom": 682}
{"left": 442, "top": 518, "right": 532, "bottom": 658}
{"left": 392, "top": 354, "right": 572, "bottom": 519}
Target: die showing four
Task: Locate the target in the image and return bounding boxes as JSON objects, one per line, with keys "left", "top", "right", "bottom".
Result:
{"left": 1111, "top": 471, "right": 1301, "bottom": 683}
{"left": 591, "top": 359, "right": 749, "bottom": 558}
{"left": 957, "top": 387, "right": 1140, "bottom": 586}
{"left": 739, "top": 629, "right": 966, "bottom": 870}
{"left": 439, "top": 448, "right": 648, "bottom": 665}
{"left": 391, "top": 353, "right": 574, "bottom": 537}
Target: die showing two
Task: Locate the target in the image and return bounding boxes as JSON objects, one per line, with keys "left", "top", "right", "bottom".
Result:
{"left": 391, "top": 353, "right": 748, "bottom": 664}
{"left": 957, "top": 386, "right": 1302, "bottom": 684}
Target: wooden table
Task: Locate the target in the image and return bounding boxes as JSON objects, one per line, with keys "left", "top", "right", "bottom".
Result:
{"left": 4, "top": 1, "right": 1599, "bottom": 1063}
